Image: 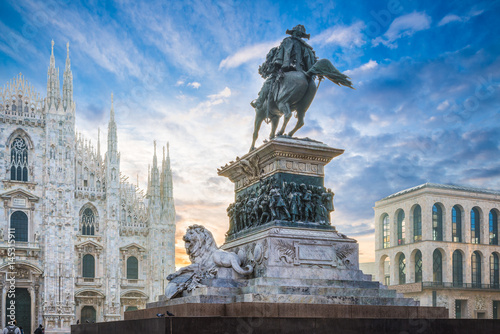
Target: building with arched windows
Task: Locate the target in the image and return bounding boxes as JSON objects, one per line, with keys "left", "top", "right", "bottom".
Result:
{"left": 374, "top": 183, "right": 500, "bottom": 319}
{"left": 0, "top": 42, "right": 176, "bottom": 333}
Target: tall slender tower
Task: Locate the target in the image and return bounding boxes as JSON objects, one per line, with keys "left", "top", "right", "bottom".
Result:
{"left": 103, "top": 94, "right": 121, "bottom": 321}
{"left": 46, "top": 40, "right": 60, "bottom": 110}
{"left": 147, "top": 143, "right": 176, "bottom": 300}
{"left": 62, "top": 42, "right": 74, "bottom": 112}
{"left": 42, "top": 41, "right": 77, "bottom": 332}
{"left": 161, "top": 143, "right": 176, "bottom": 278}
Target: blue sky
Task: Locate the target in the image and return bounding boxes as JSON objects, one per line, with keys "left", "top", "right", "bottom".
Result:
{"left": 1, "top": 0, "right": 499, "bottom": 265}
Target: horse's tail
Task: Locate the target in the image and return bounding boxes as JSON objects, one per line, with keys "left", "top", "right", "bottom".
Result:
{"left": 307, "top": 59, "right": 354, "bottom": 89}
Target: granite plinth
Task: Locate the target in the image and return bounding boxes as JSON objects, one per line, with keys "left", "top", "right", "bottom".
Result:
{"left": 128, "top": 303, "right": 447, "bottom": 320}
{"left": 76, "top": 316, "right": 500, "bottom": 334}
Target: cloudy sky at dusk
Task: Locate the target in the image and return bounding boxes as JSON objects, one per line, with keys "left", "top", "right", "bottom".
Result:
{"left": 1, "top": 0, "right": 499, "bottom": 266}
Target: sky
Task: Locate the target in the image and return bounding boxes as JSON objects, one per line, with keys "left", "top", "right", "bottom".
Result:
{"left": 1, "top": 0, "right": 499, "bottom": 267}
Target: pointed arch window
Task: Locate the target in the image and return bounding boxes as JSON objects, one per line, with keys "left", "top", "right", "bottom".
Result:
{"left": 452, "top": 250, "right": 463, "bottom": 286}
{"left": 127, "top": 256, "right": 139, "bottom": 279}
{"left": 471, "top": 208, "right": 480, "bottom": 244}
{"left": 82, "top": 208, "right": 95, "bottom": 235}
{"left": 398, "top": 254, "right": 406, "bottom": 285}
{"left": 471, "top": 251, "right": 481, "bottom": 287}
{"left": 10, "top": 137, "right": 28, "bottom": 181}
{"left": 433, "top": 249, "right": 443, "bottom": 283}
{"left": 414, "top": 250, "right": 422, "bottom": 283}
{"left": 432, "top": 205, "right": 443, "bottom": 241}
{"left": 10, "top": 211, "right": 28, "bottom": 242}
{"left": 82, "top": 254, "right": 95, "bottom": 278}
{"left": 382, "top": 214, "right": 390, "bottom": 249}
{"left": 491, "top": 253, "right": 499, "bottom": 289}
{"left": 413, "top": 205, "right": 422, "bottom": 242}
{"left": 490, "top": 210, "right": 498, "bottom": 245}
{"left": 397, "top": 210, "right": 405, "bottom": 245}
{"left": 452, "top": 206, "right": 462, "bottom": 242}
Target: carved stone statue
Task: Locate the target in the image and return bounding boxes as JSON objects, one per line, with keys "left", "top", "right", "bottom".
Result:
{"left": 165, "top": 225, "right": 253, "bottom": 299}
{"left": 250, "top": 24, "right": 354, "bottom": 151}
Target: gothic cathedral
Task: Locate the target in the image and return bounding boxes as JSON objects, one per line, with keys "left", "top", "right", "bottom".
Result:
{"left": 0, "top": 41, "right": 176, "bottom": 333}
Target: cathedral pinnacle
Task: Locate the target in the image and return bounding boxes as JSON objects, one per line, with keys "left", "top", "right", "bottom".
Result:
{"left": 50, "top": 40, "right": 55, "bottom": 66}
{"left": 47, "top": 40, "right": 60, "bottom": 109}
{"left": 63, "top": 41, "right": 73, "bottom": 111}
{"left": 107, "top": 92, "right": 118, "bottom": 163}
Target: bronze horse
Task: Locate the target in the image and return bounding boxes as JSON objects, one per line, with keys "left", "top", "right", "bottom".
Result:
{"left": 250, "top": 59, "right": 354, "bottom": 151}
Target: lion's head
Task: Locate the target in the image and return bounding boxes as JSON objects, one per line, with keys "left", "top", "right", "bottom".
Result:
{"left": 183, "top": 225, "right": 218, "bottom": 263}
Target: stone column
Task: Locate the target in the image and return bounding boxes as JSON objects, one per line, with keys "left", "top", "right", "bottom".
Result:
{"left": 463, "top": 249, "right": 472, "bottom": 284}
{"left": 421, "top": 203, "right": 433, "bottom": 241}
{"left": 422, "top": 247, "right": 433, "bottom": 282}
{"left": 443, "top": 203, "right": 452, "bottom": 242}
{"left": 481, "top": 206, "right": 490, "bottom": 246}
{"left": 463, "top": 205, "right": 471, "bottom": 244}
{"left": 390, "top": 250, "right": 398, "bottom": 286}
{"left": 405, "top": 204, "right": 413, "bottom": 244}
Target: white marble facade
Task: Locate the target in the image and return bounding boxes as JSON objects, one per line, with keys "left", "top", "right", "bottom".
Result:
{"left": 0, "top": 42, "right": 176, "bottom": 333}
{"left": 374, "top": 183, "right": 500, "bottom": 319}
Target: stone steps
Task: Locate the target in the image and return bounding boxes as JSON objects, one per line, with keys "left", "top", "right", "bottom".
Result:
{"left": 246, "top": 277, "right": 382, "bottom": 289}
{"left": 239, "top": 285, "right": 398, "bottom": 298}
{"left": 237, "top": 293, "right": 418, "bottom": 306}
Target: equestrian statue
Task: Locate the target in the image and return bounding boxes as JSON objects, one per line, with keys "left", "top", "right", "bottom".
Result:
{"left": 250, "top": 24, "right": 354, "bottom": 151}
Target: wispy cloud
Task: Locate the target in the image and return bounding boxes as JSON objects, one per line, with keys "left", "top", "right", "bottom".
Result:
{"left": 188, "top": 82, "right": 201, "bottom": 89}
{"left": 438, "top": 9, "right": 484, "bottom": 26}
{"left": 373, "top": 12, "right": 432, "bottom": 48}
{"left": 219, "top": 40, "right": 280, "bottom": 69}
{"left": 312, "top": 21, "right": 366, "bottom": 48}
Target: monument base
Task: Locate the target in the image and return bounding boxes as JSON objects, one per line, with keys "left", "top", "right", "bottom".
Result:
{"left": 72, "top": 316, "right": 497, "bottom": 334}
{"left": 148, "top": 226, "right": 419, "bottom": 311}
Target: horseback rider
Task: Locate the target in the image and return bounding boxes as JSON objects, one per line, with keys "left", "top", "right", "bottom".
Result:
{"left": 251, "top": 25, "right": 317, "bottom": 116}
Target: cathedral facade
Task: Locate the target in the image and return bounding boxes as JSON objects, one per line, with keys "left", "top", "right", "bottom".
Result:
{"left": 0, "top": 42, "right": 176, "bottom": 334}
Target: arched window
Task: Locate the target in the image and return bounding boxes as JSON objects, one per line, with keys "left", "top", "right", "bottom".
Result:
{"left": 81, "top": 208, "right": 95, "bottom": 235}
{"left": 432, "top": 204, "right": 443, "bottom": 241}
{"left": 10, "top": 211, "right": 28, "bottom": 242}
{"left": 452, "top": 250, "right": 463, "bottom": 286}
{"left": 397, "top": 210, "right": 405, "bottom": 245}
{"left": 127, "top": 256, "right": 139, "bottom": 279}
{"left": 10, "top": 137, "right": 28, "bottom": 181}
{"left": 414, "top": 250, "right": 422, "bottom": 283}
{"left": 82, "top": 254, "right": 95, "bottom": 278}
{"left": 490, "top": 210, "right": 498, "bottom": 245}
{"left": 491, "top": 253, "right": 499, "bottom": 289}
{"left": 471, "top": 208, "right": 480, "bottom": 244}
{"left": 413, "top": 205, "right": 422, "bottom": 242}
{"left": 452, "top": 206, "right": 462, "bottom": 242}
{"left": 471, "top": 251, "right": 481, "bottom": 287}
{"left": 433, "top": 249, "right": 442, "bottom": 283}
{"left": 382, "top": 214, "right": 390, "bottom": 248}
{"left": 81, "top": 306, "right": 96, "bottom": 324}
{"left": 398, "top": 254, "right": 406, "bottom": 284}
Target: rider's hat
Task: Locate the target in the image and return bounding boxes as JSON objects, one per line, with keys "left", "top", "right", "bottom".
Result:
{"left": 286, "top": 25, "right": 310, "bottom": 39}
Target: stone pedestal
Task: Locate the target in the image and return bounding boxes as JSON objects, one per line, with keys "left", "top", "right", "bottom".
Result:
{"left": 146, "top": 137, "right": 423, "bottom": 311}
{"left": 218, "top": 137, "right": 343, "bottom": 241}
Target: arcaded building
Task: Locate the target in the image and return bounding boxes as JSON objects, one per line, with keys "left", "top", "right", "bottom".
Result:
{"left": 374, "top": 183, "right": 500, "bottom": 319}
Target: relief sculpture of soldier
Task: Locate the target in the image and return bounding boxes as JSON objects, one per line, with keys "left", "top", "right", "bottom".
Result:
{"left": 227, "top": 179, "right": 336, "bottom": 235}
{"left": 250, "top": 24, "right": 354, "bottom": 151}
